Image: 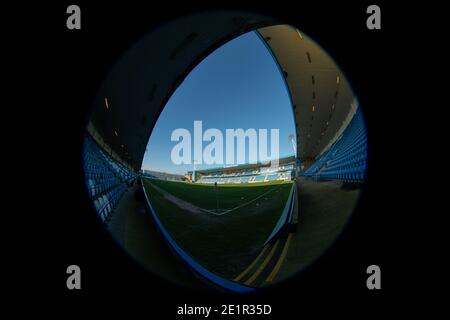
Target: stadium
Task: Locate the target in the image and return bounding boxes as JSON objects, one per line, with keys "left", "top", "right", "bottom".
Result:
{"left": 82, "top": 12, "right": 368, "bottom": 292}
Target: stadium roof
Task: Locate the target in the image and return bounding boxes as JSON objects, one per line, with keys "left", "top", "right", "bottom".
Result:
{"left": 87, "top": 13, "right": 357, "bottom": 171}
{"left": 257, "top": 25, "right": 356, "bottom": 160}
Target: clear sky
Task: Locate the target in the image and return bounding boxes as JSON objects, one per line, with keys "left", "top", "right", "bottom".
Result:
{"left": 141, "top": 31, "right": 296, "bottom": 175}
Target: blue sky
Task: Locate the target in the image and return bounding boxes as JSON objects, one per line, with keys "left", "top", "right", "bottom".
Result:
{"left": 141, "top": 31, "right": 296, "bottom": 175}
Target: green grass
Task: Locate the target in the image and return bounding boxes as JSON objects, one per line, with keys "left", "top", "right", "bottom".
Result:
{"left": 147, "top": 179, "right": 288, "bottom": 210}
{"left": 142, "top": 178, "right": 293, "bottom": 279}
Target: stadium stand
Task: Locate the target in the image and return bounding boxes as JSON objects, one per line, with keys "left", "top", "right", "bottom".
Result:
{"left": 141, "top": 170, "right": 185, "bottom": 181}
{"left": 81, "top": 17, "right": 368, "bottom": 290}
{"left": 198, "top": 166, "right": 293, "bottom": 183}
{"left": 303, "top": 108, "right": 367, "bottom": 182}
{"left": 83, "top": 135, "right": 138, "bottom": 222}
{"left": 197, "top": 164, "right": 295, "bottom": 184}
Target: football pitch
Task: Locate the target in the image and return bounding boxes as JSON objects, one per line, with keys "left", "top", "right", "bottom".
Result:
{"left": 142, "top": 178, "right": 293, "bottom": 279}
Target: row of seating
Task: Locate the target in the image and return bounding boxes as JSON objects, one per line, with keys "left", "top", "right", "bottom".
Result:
{"left": 93, "top": 184, "right": 128, "bottom": 221}
{"left": 198, "top": 169, "right": 294, "bottom": 184}
{"left": 87, "top": 176, "right": 120, "bottom": 198}
{"left": 201, "top": 164, "right": 294, "bottom": 179}
{"left": 83, "top": 135, "right": 138, "bottom": 222}
{"left": 303, "top": 108, "right": 368, "bottom": 182}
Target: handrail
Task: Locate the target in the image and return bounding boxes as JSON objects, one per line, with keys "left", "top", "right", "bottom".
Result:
{"left": 263, "top": 182, "right": 296, "bottom": 246}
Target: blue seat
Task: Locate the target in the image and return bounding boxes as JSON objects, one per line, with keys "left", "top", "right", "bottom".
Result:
{"left": 83, "top": 135, "right": 138, "bottom": 222}
{"left": 305, "top": 109, "right": 367, "bottom": 183}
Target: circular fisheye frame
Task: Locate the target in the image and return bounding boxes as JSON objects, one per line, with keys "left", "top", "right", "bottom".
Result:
{"left": 82, "top": 11, "right": 367, "bottom": 292}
